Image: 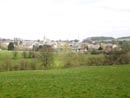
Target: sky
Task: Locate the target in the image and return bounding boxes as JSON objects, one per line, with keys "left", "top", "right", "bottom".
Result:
{"left": 0, "top": 0, "right": 130, "bottom": 40}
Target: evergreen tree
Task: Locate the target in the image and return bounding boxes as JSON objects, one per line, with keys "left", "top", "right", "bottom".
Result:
{"left": 8, "top": 42, "right": 14, "bottom": 50}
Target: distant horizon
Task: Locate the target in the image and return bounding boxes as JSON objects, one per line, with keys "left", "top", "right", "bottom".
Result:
{"left": 0, "top": 35, "right": 130, "bottom": 41}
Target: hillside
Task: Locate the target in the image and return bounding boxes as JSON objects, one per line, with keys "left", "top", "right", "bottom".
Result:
{"left": 117, "top": 36, "right": 130, "bottom": 41}
{"left": 0, "top": 65, "right": 130, "bottom": 98}
{"left": 83, "top": 36, "right": 114, "bottom": 43}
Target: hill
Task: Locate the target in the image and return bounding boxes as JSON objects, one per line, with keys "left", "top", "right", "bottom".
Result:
{"left": 83, "top": 36, "right": 114, "bottom": 43}
{"left": 117, "top": 36, "right": 130, "bottom": 41}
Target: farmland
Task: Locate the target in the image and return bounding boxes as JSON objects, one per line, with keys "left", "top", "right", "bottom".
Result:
{"left": 0, "top": 50, "right": 130, "bottom": 97}
{"left": 0, "top": 65, "right": 130, "bottom": 98}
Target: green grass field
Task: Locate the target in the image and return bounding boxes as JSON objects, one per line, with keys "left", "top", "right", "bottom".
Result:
{"left": 0, "top": 65, "right": 130, "bottom": 98}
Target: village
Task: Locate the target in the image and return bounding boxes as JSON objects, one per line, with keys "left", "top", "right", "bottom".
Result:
{"left": 0, "top": 36, "right": 124, "bottom": 54}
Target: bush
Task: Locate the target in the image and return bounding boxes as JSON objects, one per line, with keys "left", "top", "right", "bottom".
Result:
{"left": 104, "top": 50, "right": 130, "bottom": 65}
{"left": 86, "top": 55, "right": 105, "bottom": 66}
{"left": 18, "top": 59, "right": 29, "bottom": 70}
{"left": 22, "top": 51, "right": 27, "bottom": 58}
{"left": 12, "top": 51, "right": 18, "bottom": 59}
{"left": 38, "top": 45, "right": 54, "bottom": 69}
{"left": 28, "top": 61, "right": 37, "bottom": 70}
{"left": 10, "top": 59, "right": 37, "bottom": 71}
{"left": 1, "top": 56, "right": 12, "bottom": 71}
{"left": 91, "top": 49, "right": 103, "bottom": 54}
{"left": 28, "top": 51, "right": 36, "bottom": 58}
{"left": 127, "top": 52, "right": 130, "bottom": 63}
{"left": 62, "top": 53, "right": 87, "bottom": 68}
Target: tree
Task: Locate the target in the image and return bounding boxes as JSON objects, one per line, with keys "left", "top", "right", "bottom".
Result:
{"left": 120, "top": 44, "right": 130, "bottom": 52}
{"left": 39, "top": 45, "right": 54, "bottom": 69}
{"left": 22, "top": 51, "right": 27, "bottom": 58}
{"left": 13, "top": 51, "right": 18, "bottom": 59}
{"left": 98, "top": 46, "right": 103, "bottom": 50}
{"left": 8, "top": 42, "right": 14, "bottom": 50}
{"left": 0, "top": 38, "right": 2, "bottom": 49}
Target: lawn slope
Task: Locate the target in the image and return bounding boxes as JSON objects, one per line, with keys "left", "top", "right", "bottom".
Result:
{"left": 0, "top": 65, "right": 130, "bottom": 98}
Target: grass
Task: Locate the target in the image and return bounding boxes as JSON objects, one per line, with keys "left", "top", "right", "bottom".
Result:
{"left": 0, "top": 50, "right": 22, "bottom": 59}
{"left": 0, "top": 65, "right": 130, "bottom": 98}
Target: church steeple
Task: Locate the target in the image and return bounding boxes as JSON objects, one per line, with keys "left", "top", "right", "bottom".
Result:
{"left": 43, "top": 35, "right": 46, "bottom": 44}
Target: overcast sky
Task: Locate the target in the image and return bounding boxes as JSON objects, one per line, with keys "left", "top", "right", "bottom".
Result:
{"left": 0, "top": 0, "right": 130, "bottom": 40}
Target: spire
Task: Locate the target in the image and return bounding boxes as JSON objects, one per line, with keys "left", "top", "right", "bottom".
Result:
{"left": 43, "top": 35, "right": 46, "bottom": 43}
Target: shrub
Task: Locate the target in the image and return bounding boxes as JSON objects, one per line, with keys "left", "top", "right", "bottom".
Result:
{"left": 104, "top": 50, "right": 130, "bottom": 65}
{"left": 22, "top": 51, "right": 27, "bottom": 58}
{"left": 28, "top": 61, "right": 36, "bottom": 70}
{"left": 18, "top": 59, "right": 29, "bottom": 70}
{"left": 1, "top": 56, "right": 12, "bottom": 71}
{"left": 12, "top": 51, "right": 18, "bottom": 59}
{"left": 28, "top": 51, "right": 36, "bottom": 58}
{"left": 127, "top": 52, "right": 130, "bottom": 63}
{"left": 86, "top": 55, "right": 105, "bottom": 66}
{"left": 12, "top": 59, "right": 37, "bottom": 71}
{"left": 12, "top": 65, "right": 19, "bottom": 71}
{"left": 90, "top": 49, "right": 103, "bottom": 54}
{"left": 62, "top": 53, "right": 87, "bottom": 68}
{"left": 38, "top": 45, "right": 54, "bottom": 69}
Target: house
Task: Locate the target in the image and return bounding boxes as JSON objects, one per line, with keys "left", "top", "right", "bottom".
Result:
{"left": 0, "top": 39, "right": 11, "bottom": 50}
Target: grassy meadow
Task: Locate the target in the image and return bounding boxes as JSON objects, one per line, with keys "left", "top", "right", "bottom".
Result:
{"left": 0, "top": 65, "right": 130, "bottom": 98}
{"left": 0, "top": 50, "right": 130, "bottom": 97}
